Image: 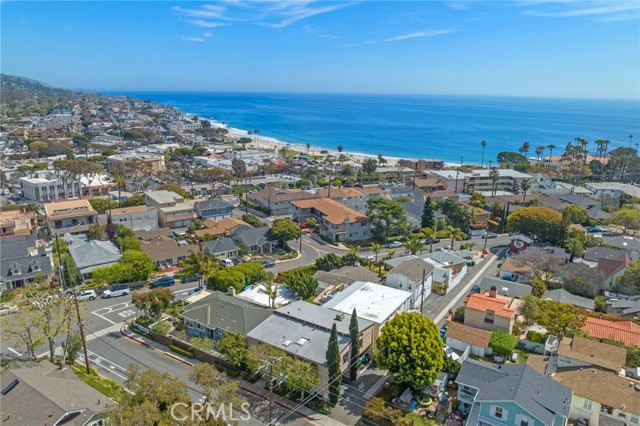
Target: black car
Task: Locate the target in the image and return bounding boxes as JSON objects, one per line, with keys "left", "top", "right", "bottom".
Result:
{"left": 426, "top": 238, "right": 440, "bottom": 244}
{"left": 181, "top": 273, "right": 200, "bottom": 283}
{"left": 231, "top": 257, "right": 244, "bottom": 265}
{"left": 261, "top": 260, "right": 276, "bottom": 268}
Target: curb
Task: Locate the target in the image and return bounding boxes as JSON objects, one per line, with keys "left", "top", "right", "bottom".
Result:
{"left": 238, "top": 385, "right": 314, "bottom": 420}
{"left": 275, "top": 251, "right": 304, "bottom": 264}
{"left": 120, "top": 324, "right": 151, "bottom": 348}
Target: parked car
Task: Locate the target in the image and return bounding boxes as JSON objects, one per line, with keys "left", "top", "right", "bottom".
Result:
{"left": 0, "top": 304, "right": 18, "bottom": 315}
{"left": 77, "top": 290, "right": 97, "bottom": 301}
{"left": 483, "top": 233, "right": 498, "bottom": 239}
{"left": 444, "top": 345, "right": 460, "bottom": 362}
{"left": 425, "top": 238, "right": 440, "bottom": 244}
{"left": 151, "top": 277, "right": 175, "bottom": 288}
{"left": 231, "top": 257, "right": 244, "bottom": 265}
{"left": 439, "top": 324, "right": 448, "bottom": 339}
{"left": 261, "top": 259, "right": 276, "bottom": 268}
{"left": 386, "top": 241, "right": 402, "bottom": 249}
{"left": 221, "top": 258, "right": 234, "bottom": 268}
{"left": 586, "top": 227, "right": 599, "bottom": 233}
{"left": 181, "top": 273, "right": 200, "bottom": 283}
{"left": 188, "top": 287, "right": 203, "bottom": 296}
{"left": 101, "top": 284, "right": 130, "bottom": 299}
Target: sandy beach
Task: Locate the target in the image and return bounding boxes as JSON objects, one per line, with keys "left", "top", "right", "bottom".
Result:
{"left": 220, "top": 124, "right": 402, "bottom": 168}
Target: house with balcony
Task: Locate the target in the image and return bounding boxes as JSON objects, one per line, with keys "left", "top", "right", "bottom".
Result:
{"left": 316, "top": 187, "right": 368, "bottom": 213}
{"left": 99, "top": 205, "right": 158, "bottom": 231}
{"left": 464, "top": 289, "right": 517, "bottom": 333}
{"left": 291, "top": 198, "right": 371, "bottom": 243}
{"left": 456, "top": 359, "right": 572, "bottom": 426}
{"left": 0, "top": 234, "right": 53, "bottom": 290}
{"left": 144, "top": 190, "right": 195, "bottom": 229}
{"left": 385, "top": 258, "right": 434, "bottom": 309}
{"left": 247, "top": 301, "right": 374, "bottom": 400}
{"left": 194, "top": 199, "right": 234, "bottom": 221}
{"left": 247, "top": 188, "right": 317, "bottom": 216}
{"left": 0, "top": 210, "right": 37, "bottom": 237}
{"left": 44, "top": 199, "right": 98, "bottom": 235}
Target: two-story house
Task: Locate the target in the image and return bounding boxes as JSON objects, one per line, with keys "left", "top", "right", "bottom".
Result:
{"left": 194, "top": 199, "right": 234, "bottom": 221}
{"left": 456, "top": 359, "right": 572, "bottom": 426}
{"left": 247, "top": 188, "right": 317, "bottom": 216}
{"left": 292, "top": 198, "right": 371, "bottom": 242}
{"left": 99, "top": 205, "right": 158, "bottom": 231}
{"left": 464, "top": 289, "right": 517, "bottom": 333}
{"left": 44, "top": 199, "right": 98, "bottom": 235}
{"left": 144, "top": 190, "right": 195, "bottom": 229}
{"left": 316, "top": 187, "right": 368, "bottom": 213}
{"left": 247, "top": 301, "right": 375, "bottom": 400}
{"left": 385, "top": 258, "right": 434, "bottom": 309}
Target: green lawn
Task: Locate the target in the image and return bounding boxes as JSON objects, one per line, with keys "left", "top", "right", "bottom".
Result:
{"left": 70, "top": 365, "right": 126, "bottom": 401}
{"left": 512, "top": 349, "right": 530, "bottom": 364}
{"left": 402, "top": 412, "right": 434, "bottom": 426}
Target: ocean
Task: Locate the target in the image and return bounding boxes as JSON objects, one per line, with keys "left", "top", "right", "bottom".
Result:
{"left": 105, "top": 91, "right": 640, "bottom": 164}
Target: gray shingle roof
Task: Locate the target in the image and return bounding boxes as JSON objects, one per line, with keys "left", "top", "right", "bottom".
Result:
{"left": 1, "top": 360, "right": 112, "bottom": 426}
{"left": 232, "top": 226, "right": 277, "bottom": 247}
{"left": 479, "top": 276, "right": 533, "bottom": 299}
{"left": 195, "top": 199, "right": 234, "bottom": 211}
{"left": 0, "top": 235, "right": 53, "bottom": 283}
{"left": 543, "top": 289, "right": 595, "bottom": 310}
{"left": 276, "top": 300, "right": 374, "bottom": 335}
{"left": 180, "top": 291, "right": 272, "bottom": 336}
{"left": 456, "top": 360, "right": 572, "bottom": 425}
{"left": 68, "top": 238, "right": 121, "bottom": 273}
{"left": 203, "top": 237, "right": 238, "bottom": 256}
{"left": 388, "top": 258, "right": 434, "bottom": 283}
{"left": 584, "top": 247, "right": 629, "bottom": 263}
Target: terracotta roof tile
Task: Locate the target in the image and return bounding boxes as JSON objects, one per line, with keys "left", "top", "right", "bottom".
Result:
{"left": 582, "top": 317, "right": 640, "bottom": 347}
{"left": 292, "top": 198, "right": 369, "bottom": 226}
{"left": 464, "top": 293, "right": 516, "bottom": 318}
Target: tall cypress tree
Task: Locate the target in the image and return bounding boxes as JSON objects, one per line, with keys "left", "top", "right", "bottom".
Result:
{"left": 421, "top": 196, "right": 435, "bottom": 229}
{"left": 327, "top": 323, "right": 342, "bottom": 406}
{"left": 349, "top": 308, "right": 360, "bottom": 381}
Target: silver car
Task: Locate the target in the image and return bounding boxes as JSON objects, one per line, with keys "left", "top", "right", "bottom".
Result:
{"left": 77, "top": 290, "right": 97, "bottom": 301}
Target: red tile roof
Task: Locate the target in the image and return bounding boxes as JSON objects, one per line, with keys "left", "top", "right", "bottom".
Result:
{"left": 582, "top": 317, "right": 640, "bottom": 347}
{"left": 464, "top": 293, "right": 516, "bottom": 318}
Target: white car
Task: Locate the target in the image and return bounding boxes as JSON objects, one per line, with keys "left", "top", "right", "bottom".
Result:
{"left": 386, "top": 241, "right": 402, "bottom": 249}
{"left": 77, "top": 290, "right": 97, "bottom": 301}
{"left": 0, "top": 305, "right": 18, "bottom": 315}
{"left": 101, "top": 284, "right": 130, "bottom": 299}
{"left": 444, "top": 345, "right": 460, "bottom": 362}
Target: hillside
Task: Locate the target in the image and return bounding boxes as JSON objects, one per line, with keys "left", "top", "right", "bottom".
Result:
{"left": 0, "top": 74, "right": 75, "bottom": 97}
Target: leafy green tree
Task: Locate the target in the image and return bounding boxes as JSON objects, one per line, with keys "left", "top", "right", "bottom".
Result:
{"left": 88, "top": 197, "right": 119, "bottom": 214}
{"left": 489, "top": 331, "right": 518, "bottom": 356}
{"left": 349, "top": 308, "right": 360, "bottom": 381}
{"left": 609, "top": 206, "right": 640, "bottom": 235}
{"left": 110, "top": 365, "right": 191, "bottom": 426}
{"left": 615, "top": 259, "right": 640, "bottom": 295}
{"left": 367, "top": 197, "right": 410, "bottom": 242}
{"left": 468, "top": 191, "right": 487, "bottom": 209}
{"left": 376, "top": 312, "right": 444, "bottom": 389}
{"left": 537, "top": 300, "right": 587, "bottom": 336}
{"left": 231, "top": 262, "right": 267, "bottom": 284}
{"left": 217, "top": 332, "right": 248, "bottom": 367}
{"left": 562, "top": 205, "right": 589, "bottom": 225}
{"left": 529, "top": 276, "right": 547, "bottom": 298}
{"left": 155, "top": 183, "right": 191, "bottom": 198}
{"left": 117, "top": 235, "right": 141, "bottom": 251}
{"left": 520, "top": 295, "right": 540, "bottom": 323}
{"left": 132, "top": 287, "right": 173, "bottom": 319}
{"left": 271, "top": 218, "right": 301, "bottom": 248}
{"left": 241, "top": 213, "right": 264, "bottom": 227}
{"left": 327, "top": 323, "right": 342, "bottom": 406}
{"left": 421, "top": 196, "right": 436, "bottom": 228}
{"left": 442, "top": 354, "right": 461, "bottom": 375}
{"left": 88, "top": 223, "right": 106, "bottom": 241}
{"left": 283, "top": 268, "right": 318, "bottom": 300}
{"left": 497, "top": 151, "right": 527, "bottom": 167}
{"left": 210, "top": 269, "right": 247, "bottom": 293}
{"left": 507, "top": 206, "right": 565, "bottom": 245}
{"left": 121, "top": 194, "right": 145, "bottom": 207}
{"left": 362, "top": 398, "right": 402, "bottom": 426}
{"left": 315, "top": 253, "right": 342, "bottom": 271}
{"left": 121, "top": 250, "right": 156, "bottom": 281}
{"left": 247, "top": 344, "right": 319, "bottom": 396}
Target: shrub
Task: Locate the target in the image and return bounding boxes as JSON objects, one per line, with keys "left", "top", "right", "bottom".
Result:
{"left": 525, "top": 330, "right": 546, "bottom": 344}
{"left": 151, "top": 320, "right": 171, "bottom": 336}
{"left": 169, "top": 344, "right": 195, "bottom": 358}
{"left": 489, "top": 331, "right": 518, "bottom": 356}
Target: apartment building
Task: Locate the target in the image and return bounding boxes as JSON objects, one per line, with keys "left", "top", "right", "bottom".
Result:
{"left": 291, "top": 198, "right": 371, "bottom": 242}
{"left": 144, "top": 190, "right": 195, "bottom": 229}
{"left": 44, "top": 199, "right": 98, "bottom": 235}
{"left": 106, "top": 152, "right": 166, "bottom": 178}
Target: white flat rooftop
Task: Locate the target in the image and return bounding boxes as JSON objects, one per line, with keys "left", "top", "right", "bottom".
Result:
{"left": 322, "top": 281, "right": 411, "bottom": 324}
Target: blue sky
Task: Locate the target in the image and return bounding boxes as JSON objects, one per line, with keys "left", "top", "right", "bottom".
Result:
{"left": 2, "top": 1, "right": 639, "bottom": 98}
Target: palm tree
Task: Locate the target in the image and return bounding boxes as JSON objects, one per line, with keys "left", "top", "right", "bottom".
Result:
{"left": 253, "top": 129, "right": 260, "bottom": 146}
{"left": 535, "top": 146, "right": 545, "bottom": 168}
{"left": 445, "top": 226, "right": 466, "bottom": 251}
{"left": 575, "top": 137, "right": 589, "bottom": 167}
{"left": 481, "top": 140, "right": 487, "bottom": 168}
{"left": 519, "top": 141, "right": 530, "bottom": 158}
{"left": 421, "top": 227, "right": 437, "bottom": 253}
{"left": 306, "top": 143, "right": 311, "bottom": 155}
{"left": 377, "top": 154, "right": 387, "bottom": 166}
{"left": 349, "top": 244, "right": 360, "bottom": 257}
{"left": 341, "top": 164, "right": 354, "bottom": 179}
{"left": 384, "top": 249, "right": 397, "bottom": 261}
{"left": 404, "top": 235, "right": 424, "bottom": 255}
{"left": 362, "top": 158, "right": 377, "bottom": 182}
{"left": 546, "top": 144, "right": 556, "bottom": 170}
{"left": 520, "top": 178, "right": 532, "bottom": 203}
{"left": 180, "top": 249, "right": 218, "bottom": 289}
{"left": 489, "top": 167, "right": 500, "bottom": 196}
{"left": 370, "top": 243, "right": 382, "bottom": 269}
{"left": 262, "top": 272, "right": 278, "bottom": 309}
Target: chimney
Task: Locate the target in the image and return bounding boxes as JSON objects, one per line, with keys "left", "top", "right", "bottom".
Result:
{"left": 489, "top": 286, "right": 497, "bottom": 298}
{"left": 228, "top": 287, "right": 236, "bottom": 296}
{"left": 335, "top": 313, "right": 345, "bottom": 321}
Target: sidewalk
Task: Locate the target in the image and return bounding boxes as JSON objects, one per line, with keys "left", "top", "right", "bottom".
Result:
{"left": 120, "top": 324, "right": 348, "bottom": 426}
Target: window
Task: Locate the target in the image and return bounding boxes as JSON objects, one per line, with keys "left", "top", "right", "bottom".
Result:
{"left": 494, "top": 406, "right": 503, "bottom": 419}
{"left": 630, "top": 415, "right": 639, "bottom": 424}
{"left": 582, "top": 399, "right": 593, "bottom": 411}
{"left": 8, "top": 262, "right": 21, "bottom": 276}
{"left": 516, "top": 414, "right": 531, "bottom": 426}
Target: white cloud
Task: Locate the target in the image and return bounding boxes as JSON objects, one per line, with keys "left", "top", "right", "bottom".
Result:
{"left": 366, "top": 29, "right": 457, "bottom": 44}
{"left": 303, "top": 24, "right": 338, "bottom": 40}
{"left": 523, "top": 1, "right": 640, "bottom": 18}
{"left": 173, "top": 4, "right": 228, "bottom": 19}
{"left": 191, "top": 20, "right": 226, "bottom": 28}
{"left": 265, "top": 2, "right": 354, "bottom": 28}
{"left": 203, "top": 31, "right": 213, "bottom": 37}
{"left": 182, "top": 36, "right": 206, "bottom": 42}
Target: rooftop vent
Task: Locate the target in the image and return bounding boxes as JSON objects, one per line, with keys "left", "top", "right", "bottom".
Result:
{"left": 283, "top": 340, "right": 292, "bottom": 347}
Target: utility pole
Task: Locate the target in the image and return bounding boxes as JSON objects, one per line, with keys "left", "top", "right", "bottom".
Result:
{"left": 454, "top": 156, "right": 463, "bottom": 193}
{"left": 55, "top": 234, "right": 90, "bottom": 373}
{"left": 259, "top": 355, "right": 283, "bottom": 426}
{"left": 420, "top": 268, "right": 426, "bottom": 313}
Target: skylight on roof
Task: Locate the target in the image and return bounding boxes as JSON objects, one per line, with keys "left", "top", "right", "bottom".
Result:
{"left": 296, "top": 338, "right": 309, "bottom": 346}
